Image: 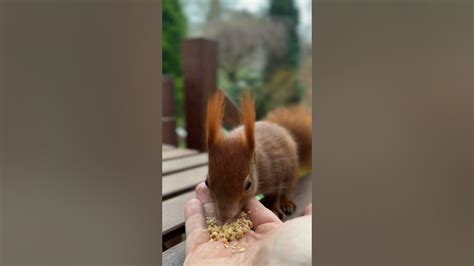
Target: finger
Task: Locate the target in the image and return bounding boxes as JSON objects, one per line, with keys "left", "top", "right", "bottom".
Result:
{"left": 244, "top": 197, "right": 282, "bottom": 228}
{"left": 195, "top": 182, "right": 212, "bottom": 203}
{"left": 195, "top": 182, "right": 216, "bottom": 218}
{"left": 184, "top": 198, "right": 209, "bottom": 254}
{"left": 304, "top": 203, "right": 312, "bottom": 215}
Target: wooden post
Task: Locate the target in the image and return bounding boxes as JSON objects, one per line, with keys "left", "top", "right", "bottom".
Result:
{"left": 162, "top": 75, "right": 177, "bottom": 145}
{"left": 182, "top": 38, "right": 243, "bottom": 151}
{"left": 182, "top": 38, "right": 218, "bottom": 151}
{"left": 222, "top": 96, "right": 241, "bottom": 129}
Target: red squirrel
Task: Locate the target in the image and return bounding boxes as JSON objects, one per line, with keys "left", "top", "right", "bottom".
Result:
{"left": 205, "top": 90, "right": 312, "bottom": 222}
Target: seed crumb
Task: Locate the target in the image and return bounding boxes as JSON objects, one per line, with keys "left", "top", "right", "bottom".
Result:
{"left": 205, "top": 211, "right": 253, "bottom": 243}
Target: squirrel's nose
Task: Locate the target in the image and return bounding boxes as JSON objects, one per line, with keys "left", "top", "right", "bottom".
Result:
{"left": 222, "top": 216, "right": 233, "bottom": 223}
{"left": 222, "top": 217, "right": 233, "bottom": 223}
{"left": 221, "top": 212, "right": 238, "bottom": 223}
{"left": 216, "top": 203, "right": 240, "bottom": 223}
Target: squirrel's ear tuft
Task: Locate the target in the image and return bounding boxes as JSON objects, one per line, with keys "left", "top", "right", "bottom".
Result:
{"left": 206, "top": 90, "right": 225, "bottom": 150}
{"left": 240, "top": 90, "right": 255, "bottom": 151}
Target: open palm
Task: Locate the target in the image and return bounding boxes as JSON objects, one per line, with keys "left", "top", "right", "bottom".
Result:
{"left": 183, "top": 182, "right": 285, "bottom": 265}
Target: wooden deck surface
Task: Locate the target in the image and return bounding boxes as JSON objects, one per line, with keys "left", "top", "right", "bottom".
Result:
{"left": 163, "top": 148, "right": 199, "bottom": 161}
{"left": 162, "top": 153, "right": 208, "bottom": 175}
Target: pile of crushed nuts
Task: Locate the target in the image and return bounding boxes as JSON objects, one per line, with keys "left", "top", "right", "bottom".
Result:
{"left": 205, "top": 211, "right": 253, "bottom": 253}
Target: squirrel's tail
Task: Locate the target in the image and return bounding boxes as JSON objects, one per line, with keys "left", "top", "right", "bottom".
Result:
{"left": 265, "top": 105, "right": 312, "bottom": 174}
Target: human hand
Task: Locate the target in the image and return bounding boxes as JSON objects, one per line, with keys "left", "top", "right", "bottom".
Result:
{"left": 183, "top": 182, "right": 312, "bottom": 265}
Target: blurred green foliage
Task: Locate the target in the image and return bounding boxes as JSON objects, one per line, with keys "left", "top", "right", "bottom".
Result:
{"left": 165, "top": 0, "right": 310, "bottom": 131}
{"left": 266, "top": 0, "right": 300, "bottom": 73}
{"left": 163, "top": 0, "right": 187, "bottom": 77}
{"left": 259, "top": 0, "right": 303, "bottom": 112}
{"left": 163, "top": 0, "right": 187, "bottom": 128}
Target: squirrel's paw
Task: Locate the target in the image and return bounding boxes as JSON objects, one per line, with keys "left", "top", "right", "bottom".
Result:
{"left": 269, "top": 207, "right": 285, "bottom": 220}
{"left": 281, "top": 199, "right": 296, "bottom": 215}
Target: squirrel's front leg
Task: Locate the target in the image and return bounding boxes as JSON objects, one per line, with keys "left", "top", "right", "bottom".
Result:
{"left": 260, "top": 193, "right": 285, "bottom": 220}
{"left": 280, "top": 194, "right": 297, "bottom": 215}
{"left": 280, "top": 172, "right": 298, "bottom": 215}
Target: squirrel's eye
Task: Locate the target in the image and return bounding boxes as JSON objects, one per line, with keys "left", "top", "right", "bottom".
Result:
{"left": 245, "top": 179, "right": 252, "bottom": 191}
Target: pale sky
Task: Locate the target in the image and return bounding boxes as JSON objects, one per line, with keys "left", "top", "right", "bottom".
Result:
{"left": 182, "top": 0, "right": 312, "bottom": 43}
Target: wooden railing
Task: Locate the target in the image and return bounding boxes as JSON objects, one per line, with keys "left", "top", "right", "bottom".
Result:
{"left": 182, "top": 38, "right": 241, "bottom": 152}
{"left": 162, "top": 38, "right": 241, "bottom": 151}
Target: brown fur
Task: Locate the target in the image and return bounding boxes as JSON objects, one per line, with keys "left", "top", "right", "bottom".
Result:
{"left": 240, "top": 91, "right": 255, "bottom": 151}
{"left": 265, "top": 105, "right": 312, "bottom": 171}
{"left": 206, "top": 91, "right": 309, "bottom": 221}
{"left": 206, "top": 90, "right": 225, "bottom": 148}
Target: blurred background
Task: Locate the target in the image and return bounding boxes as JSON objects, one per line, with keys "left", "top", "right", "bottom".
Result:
{"left": 163, "top": 0, "right": 312, "bottom": 147}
